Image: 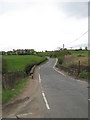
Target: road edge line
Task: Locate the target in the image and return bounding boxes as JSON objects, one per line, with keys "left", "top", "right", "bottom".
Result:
{"left": 39, "top": 72, "right": 50, "bottom": 110}
{"left": 53, "top": 58, "right": 66, "bottom": 77}
{"left": 42, "top": 91, "right": 50, "bottom": 110}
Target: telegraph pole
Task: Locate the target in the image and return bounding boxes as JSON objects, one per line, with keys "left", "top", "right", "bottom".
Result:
{"left": 63, "top": 44, "right": 64, "bottom": 59}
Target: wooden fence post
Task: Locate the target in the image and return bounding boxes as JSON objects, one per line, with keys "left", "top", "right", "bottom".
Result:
{"left": 78, "top": 60, "right": 80, "bottom": 75}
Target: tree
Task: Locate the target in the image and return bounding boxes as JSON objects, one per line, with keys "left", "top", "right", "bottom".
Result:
{"left": 2, "top": 51, "right": 6, "bottom": 55}
{"left": 30, "top": 49, "right": 35, "bottom": 55}
{"left": 85, "top": 46, "right": 88, "bottom": 51}
{"left": 79, "top": 47, "right": 82, "bottom": 50}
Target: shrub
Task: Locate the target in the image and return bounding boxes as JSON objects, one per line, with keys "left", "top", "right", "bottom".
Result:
{"left": 58, "top": 55, "right": 64, "bottom": 64}
{"left": 79, "top": 71, "right": 88, "bottom": 79}
{"left": 24, "top": 63, "right": 35, "bottom": 75}
{"left": 77, "top": 54, "right": 85, "bottom": 57}
{"left": 2, "top": 58, "right": 8, "bottom": 74}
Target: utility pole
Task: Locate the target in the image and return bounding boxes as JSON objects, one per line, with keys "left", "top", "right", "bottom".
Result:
{"left": 70, "top": 47, "right": 73, "bottom": 50}
{"left": 63, "top": 44, "right": 64, "bottom": 59}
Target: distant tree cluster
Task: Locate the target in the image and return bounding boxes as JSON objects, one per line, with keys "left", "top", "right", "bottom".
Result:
{"left": 1, "top": 49, "right": 36, "bottom": 55}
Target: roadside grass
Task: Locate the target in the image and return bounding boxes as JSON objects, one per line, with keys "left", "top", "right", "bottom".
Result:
{"left": 57, "top": 53, "right": 89, "bottom": 80}
{"left": 2, "top": 77, "right": 29, "bottom": 104}
{"left": 3, "top": 55, "right": 46, "bottom": 72}
{"left": 69, "top": 50, "right": 88, "bottom": 57}
{"left": 2, "top": 55, "right": 47, "bottom": 103}
{"left": 79, "top": 71, "right": 88, "bottom": 79}
{"left": 63, "top": 55, "right": 88, "bottom": 67}
{"left": 0, "top": 89, "right": 2, "bottom": 103}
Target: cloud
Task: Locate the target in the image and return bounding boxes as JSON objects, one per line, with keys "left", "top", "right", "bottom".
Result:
{"left": 0, "top": 1, "right": 88, "bottom": 51}
{"left": 57, "top": 2, "right": 88, "bottom": 19}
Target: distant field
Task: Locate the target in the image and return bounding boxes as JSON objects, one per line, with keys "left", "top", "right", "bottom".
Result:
{"left": 69, "top": 50, "right": 88, "bottom": 57}
{"left": 3, "top": 55, "right": 46, "bottom": 72}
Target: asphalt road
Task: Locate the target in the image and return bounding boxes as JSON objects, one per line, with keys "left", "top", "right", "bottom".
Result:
{"left": 40, "top": 58, "right": 88, "bottom": 118}
{"left": 2, "top": 58, "right": 88, "bottom": 118}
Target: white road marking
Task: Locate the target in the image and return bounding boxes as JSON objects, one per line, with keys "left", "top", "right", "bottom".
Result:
{"left": 77, "top": 80, "right": 81, "bottom": 82}
{"left": 17, "top": 112, "right": 33, "bottom": 117}
{"left": 39, "top": 74, "right": 41, "bottom": 83}
{"left": 53, "top": 58, "right": 87, "bottom": 83}
{"left": 53, "top": 58, "right": 66, "bottom": 77}
{"left": 88, "top": 99, "right": 90, "bottom": 101}
{"left": 42, "top": 91, "right": 50, "bottom": 110}
{"left": 54, "top": 68, "right": 66, "bottom": 76}
{"left": 53, "top": 58, "right": 58, "bottom": 69}
{"left": 39, "top": 73, "right": 50, "bottom": 110}
{"left": 77, "top": 80, "right": 87, "bottom": 83}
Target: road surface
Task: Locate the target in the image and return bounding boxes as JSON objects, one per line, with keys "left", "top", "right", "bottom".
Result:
{"left": 40, "top": 58, "right": 88, "bottom": 118}
{"left": 3, "top": 58, "right": 88, "bottom": 118}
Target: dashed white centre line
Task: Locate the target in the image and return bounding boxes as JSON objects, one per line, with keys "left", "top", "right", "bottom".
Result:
{"left": 39, "top": 71, "right": 50, "bottom": 110}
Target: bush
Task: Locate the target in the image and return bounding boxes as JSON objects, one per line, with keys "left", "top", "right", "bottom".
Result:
{"left": 2, "top": 58, "right": 8, "bottom": 74}
{"left": 79, "top": 71, "right": 88, "bottom": 79}
{"left": 58, "top": 55, "right": 64, "bottom": 64}
{"left": 24, "top": 63, "right": 35, "bottom": 74}
{"left": 24, "top": 57, "right": 47, "bottom": 74}
{"left": 77, "top": 54, "right": 85, "bottom": 57}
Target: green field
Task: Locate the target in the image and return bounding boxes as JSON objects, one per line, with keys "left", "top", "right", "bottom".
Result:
{"left": 69, "top": 50, "right": 88, "bottom": 57}
{"left": 3, "top": 55, "right": 46, "bottom": 72}
{"left": 2, "top": 55, "right": 47, "bottom": 103}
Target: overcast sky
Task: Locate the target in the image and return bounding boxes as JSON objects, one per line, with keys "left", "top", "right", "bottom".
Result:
{"left": 0, "top": 0, "right": 88, "bottom": 51}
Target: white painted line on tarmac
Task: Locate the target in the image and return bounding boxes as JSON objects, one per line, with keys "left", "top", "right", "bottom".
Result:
{"left": 77, "top": 79, "right": 87, "bottom": 83}
{"left": 16, "top": 112, "right": 33, "bottom": 117}
{"left": 53, "top": 58, "right": 66, "bottom": 77}
{"left": 53, "top": 58, "right": 58, "bottom": 69}
{"left": 54, "top": 68, "right": 66, "bottom": 76}
{"left": 42, "top": 91, "right": 50, "bottom": 110}
{"left": 39, "top": 73, "right": 50, "bottom": 110}
{"left": 39, "top": 74, "right": 41, "bottom": 83}
{"left": 88, "top": 99, "right": 90, "bottom": 101}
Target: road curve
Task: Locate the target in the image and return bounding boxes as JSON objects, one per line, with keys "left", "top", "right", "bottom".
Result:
{"left": 40, "top": 58, "right": 88, "bottom": 118}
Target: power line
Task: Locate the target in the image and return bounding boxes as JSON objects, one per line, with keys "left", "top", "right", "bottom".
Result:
{"left": 66, "top": 30, "right": 88, "bottom": 48}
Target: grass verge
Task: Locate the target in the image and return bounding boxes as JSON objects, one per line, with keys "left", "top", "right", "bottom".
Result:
{"left": 57, "top": 54, "right": 89, "bottom": 80}
{"left": 79, "top": 71, "right": 88, "bottom": 79}
{"left": 2, "top": 77, "right": 29, "bottom": 104}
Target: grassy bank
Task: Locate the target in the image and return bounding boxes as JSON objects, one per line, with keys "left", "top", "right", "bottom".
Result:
{"left": 0, "top": 89, "right": 2, "bottom": 103}
{"left": 3, "top": 55, "right": 47, "bottom": 72}
{"left": 57, "top": 50, "right": 89, "bottom": 80}
{"left": 2, "top": 77, "right": 29, "bottom": 104}
{"left": 2, "top": 55, "right": 47, "bottom": 103}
